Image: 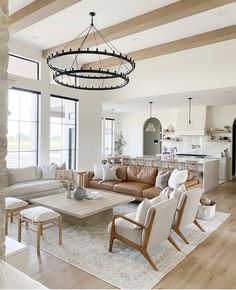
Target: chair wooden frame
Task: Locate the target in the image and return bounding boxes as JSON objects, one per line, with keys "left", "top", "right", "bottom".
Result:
{"left": 172, "top": 195, "right": 205, "bottom": 244}
{"left": 18, "top": 214, "right": 62, "bottom": 255}
{"left": 5, "top": 205, "right": 28, "bottom": 236}
{"left": 109, "top": 210, "right": 180, "bottom": 271}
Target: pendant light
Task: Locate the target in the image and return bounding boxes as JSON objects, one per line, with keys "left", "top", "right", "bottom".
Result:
{"left": 188, "top": 97, "right": 192, "bottom": 125}
{"left": 146, "top": 102, "right": 156, "bottom": 132}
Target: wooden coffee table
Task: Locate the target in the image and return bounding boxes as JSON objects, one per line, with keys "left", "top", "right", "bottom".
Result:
{"left": 29, "top": 189, "right": 135, "bottom": 226}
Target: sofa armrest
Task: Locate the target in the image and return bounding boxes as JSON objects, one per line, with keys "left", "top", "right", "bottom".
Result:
{"left": 185, "top": 179, "right": 199, "bottom": 190}
{"left": 84, "top": 171, "right": 94, "bottom": 187}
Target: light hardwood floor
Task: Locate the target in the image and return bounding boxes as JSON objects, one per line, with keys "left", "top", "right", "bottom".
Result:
{"left": 17, "top": 179, "right": 236, "bottom": 289}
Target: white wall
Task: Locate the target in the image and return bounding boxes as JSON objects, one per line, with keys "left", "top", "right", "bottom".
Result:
{"left": 117, "top": 105, "right": 236, "bottom": 158}
{"left": 9, "top": 39, "right": 104, "bottom": 170}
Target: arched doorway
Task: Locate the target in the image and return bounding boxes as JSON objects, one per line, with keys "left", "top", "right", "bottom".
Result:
{"left": 232, "top": 119, "right": 236, "bottom": 176}
{"left": 143, "top": 118, "right": 162, "bottom": 155}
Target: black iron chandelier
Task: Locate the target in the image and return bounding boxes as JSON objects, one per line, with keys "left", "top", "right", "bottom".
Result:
{"left": 47, "top": 12, "right": 135, "bottom": 90}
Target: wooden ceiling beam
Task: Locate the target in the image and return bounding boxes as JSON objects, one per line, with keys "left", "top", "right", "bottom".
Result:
{"left": 9, "top": 0, "right": 81, "bottom": 34}
{"left": 82, "top": 25, "right": 236, "bottom": 69}
{"left": 42, "top": 0, "right": 235, "bottom": 58}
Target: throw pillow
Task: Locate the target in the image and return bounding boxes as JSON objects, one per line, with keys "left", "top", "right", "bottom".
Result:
{"left": 51, "top": 162, "right": 66, "bottom": 170}
{"left": 168, "top": 169, "right": 188, "bottom": 189}
{"left": 155, "top": 170, "right": 170, "bottom": 189}
{"left": 159, "top": 187, "right": 170, "bottom": 200}
{"left": 134, "top": 198, "right": 151, "bottom": 229}
{"left": 169, "top": 183, "right": 186, "bottom": 200}
{"left": 92, "top": 164, "right": 103, "bottom": 180}
{"left": 56, "top": 170, "right": 73, "bottom": 180}
{"left": 41, "top": 164, "right": 57, "bottom": 180}
{"left": 102, "top": 165, "right": 119, "bottom": 181}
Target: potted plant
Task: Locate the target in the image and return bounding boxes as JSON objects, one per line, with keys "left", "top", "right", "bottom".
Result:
{"left": 114, "top": 131, "right": 127, "bottom": 155}
{"left": 60, "top": 178, "right": 75, "bottom": 198}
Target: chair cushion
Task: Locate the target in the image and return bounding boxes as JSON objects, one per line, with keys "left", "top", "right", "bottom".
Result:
{"left": 142, "top": 186, "right": 163, "bottom": 199}
{"left": 4, "top": 180, "right": 62, "bottom": 197}
{"left": 113, "top": 182, "right": 151, "bottom": 197}
{"left": 127, "top": 166, "right": 158, "bottom": 186}
{"left": 88, "top": 180, "right": 121, "bottom": 191}
{"left": 20, "top": 206, "right": 60, "bottom": 222}
{"left": 5, "top": 197, "right": 28, "bottom": 210}
{"left": 108, "top": 213, "right": 142, "bottom": 246}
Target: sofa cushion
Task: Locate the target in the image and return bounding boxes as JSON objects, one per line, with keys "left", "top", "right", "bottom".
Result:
{"left": 127, "top": 166, "right": 158, "bottom": 186}
{"left": 155, "top": 170, "right": 170, "bottom": 189}
{"left": 113, "top": 182, "right": 151, "bottom": 197}
{"left": 143, "top": 186, "right": 163, "bottom": 199}
{"left": 8, "top": 166, "right": 37, "bottom": 184}
{"left": 88, "top": 180, "right": 121, "bottom": 191}
{"left": 4, "top": 180, "right": 62, "bottom": 197}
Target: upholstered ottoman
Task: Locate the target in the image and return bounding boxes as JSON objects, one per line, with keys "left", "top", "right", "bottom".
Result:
{"left": 18, "top": 206, "right": 62, "bottom": 255}
{"left": 5, "top": 197, "right": 28, "bottom": 236}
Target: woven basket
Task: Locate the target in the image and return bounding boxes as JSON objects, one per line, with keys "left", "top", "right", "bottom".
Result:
{"left": 196, "top": 199, "right": 216, "bottom": 220}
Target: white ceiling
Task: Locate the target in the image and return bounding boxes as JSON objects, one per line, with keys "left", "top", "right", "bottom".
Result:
{"left": 103, "top": 87, "right": 236, "bottom": 113}
{"left": 10, "top": 0, "right": 178, "bottom": 49}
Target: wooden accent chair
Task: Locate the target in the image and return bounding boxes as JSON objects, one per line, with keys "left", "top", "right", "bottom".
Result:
{"left": 172, "top": 188, "right": 204, "bottom": 244}
{"left": 108, "top": 199, "right": 180, "bottom": 271}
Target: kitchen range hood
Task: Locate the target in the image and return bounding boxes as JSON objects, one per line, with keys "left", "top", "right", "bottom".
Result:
{"left": 175, "top": 105, "right": 206, "bottom": 135}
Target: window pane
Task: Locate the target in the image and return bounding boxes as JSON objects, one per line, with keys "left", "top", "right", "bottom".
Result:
{"left": 8, "top": 90, "right": 20, "bottom": 120}
{"left": 8, "top": 120, "right": 19, "bottom": 151}
{"left": 50, "top": 96, "right": 77, "bottom": 169}
{"left": 8, "top": 54, "right": 39, "bottom": 80}
{"left": 64, "top": 99, "right": 76, "bottom": 125}
{"left": 19, "top": 151, "right": 37, "bottom": 167}
{"left": 50, "top": 123, "right": 62, "bottom": 150}
{"left": 7, "top": 88, "right": 39, "bottom": 168}
{"left": 6, "top": 152, "right": 19, "bottom": 168}
{"left": 104, "top": 119, "right": 114, "bottom": 155}
{"left": 19, "top": 91, "right": 38, "bottom": 121}
{"left": 19, "top": 122, "right": 38, "bottom": 151}
{"left": 50, "top": 150, "right": 62, "bottom": 166}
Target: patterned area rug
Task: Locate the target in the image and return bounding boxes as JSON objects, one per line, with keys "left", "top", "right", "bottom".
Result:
{"left": 9, "top": 202, "right": 230, "bottom": 289}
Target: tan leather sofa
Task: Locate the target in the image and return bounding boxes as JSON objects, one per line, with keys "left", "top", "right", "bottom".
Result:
{"left": 85, "top": 165, "right": 199, "bottom": 200}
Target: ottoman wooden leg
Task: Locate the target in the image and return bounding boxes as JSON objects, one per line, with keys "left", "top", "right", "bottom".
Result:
{"left": 58, "top": 217, "right": 62, "bottom": 245}
{"left": 37, "top": 223, "right": 41, "bottom": 255}
{"left": 5, "top": 211, "right": 8, "bottom": 236}
{"left": 18, "top": 217, "right": 22, "bottom": 242}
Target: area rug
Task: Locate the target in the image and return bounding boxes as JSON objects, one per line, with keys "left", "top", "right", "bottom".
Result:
{"left": 8, "top": 202, "right": 230, "bottom": 289}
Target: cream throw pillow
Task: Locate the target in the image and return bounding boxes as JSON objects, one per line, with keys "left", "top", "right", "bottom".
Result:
{"left": 134, "top": 198, "right": 151, "bottom": 229}
{"left": 169, "top": 183, "right": 186, "bottom": 200}
{"left": 159, "top": 187, "right": 170, "bottom": 200}
{"left": 102, "top": 165, "right": 119, "bottom": 181}
{"left": 168, "top": 169, "right": 188, "bottom": 189}
{"left": 41, "top": 164, "right": 57, "bottom": 180}
{"left": 92, "top": 164, "right": 103, "bottom": 180}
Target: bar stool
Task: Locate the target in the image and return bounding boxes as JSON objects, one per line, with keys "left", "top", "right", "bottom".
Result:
{"left": 18, "top": 206, "right": 62, "bottom": 255}
{"left": 5, "top": 197, "right": 28, "bottom": 236}
{"left": 186, "top": 160, "right": 199, "bottom": 179}
{"left": 167, "top": 159, "right": 178, "bottom": 170}
{"left": 136, "top": 157, "right": 145, "bottom": 166}
{"left": 122, "top": 156, "right": 131, "bottom": 165}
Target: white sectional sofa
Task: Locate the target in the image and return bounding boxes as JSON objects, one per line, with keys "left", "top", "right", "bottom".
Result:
{"left": 4, "top": 166, "right": 65, "bottom": 200}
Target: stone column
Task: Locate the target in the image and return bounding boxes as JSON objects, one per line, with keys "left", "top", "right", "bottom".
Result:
{"left": 0, "top": 0, "right": 9, "bottom": 259}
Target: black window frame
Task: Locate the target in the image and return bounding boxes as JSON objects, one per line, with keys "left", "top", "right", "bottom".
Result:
{"left": 9, "top": 53, "right": 40, "bottom": 81}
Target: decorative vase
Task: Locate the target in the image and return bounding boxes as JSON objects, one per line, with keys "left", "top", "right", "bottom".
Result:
{"left": 73, "top": 187, "right": 86, "bottom": 200}
{"left": 66, "top": 190, "right": 72, "bottom": 198}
